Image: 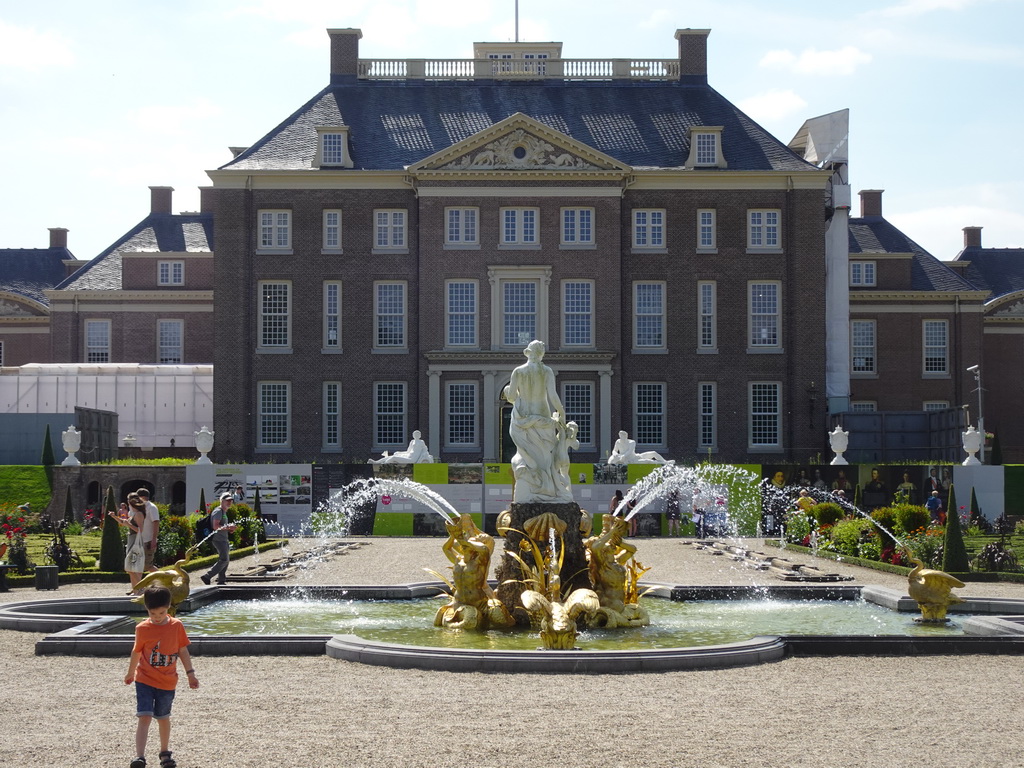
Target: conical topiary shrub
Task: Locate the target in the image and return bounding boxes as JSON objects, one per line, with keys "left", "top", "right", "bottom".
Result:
{"left": 990, "top": 433, "right": 1003, "bottom": 466}
{"left": 64, "top": 485, "right": 75, "bottom": 525}
{"left": 198, "top": 487, "right": 207, "bottom": 515}
{"left": 41, "top": 424, "right": 55, "bottom": 489}
{"left": 853, "top": 484, "right": 863, "bottom": 510}
{"left": 942, "top": 483, "right": 970, "bottom": 573}
{"left": 99, "top": 485, "right": 125, "bottom": 572}
{"left": 969, "top": 486, "right": 982, "bottom": 528}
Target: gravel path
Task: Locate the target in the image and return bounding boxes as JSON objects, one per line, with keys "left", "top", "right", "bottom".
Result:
{"left": 1, "top": 537, "right": 1022, "bottom": 768}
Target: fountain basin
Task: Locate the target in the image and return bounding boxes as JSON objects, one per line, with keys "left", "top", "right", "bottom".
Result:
{"left": 4, "top": 584, "right": 1023, "bottom": 672}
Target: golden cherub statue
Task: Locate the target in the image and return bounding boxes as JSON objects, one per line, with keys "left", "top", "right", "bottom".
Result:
{"left": 584, "top": 514, "right": 650, "bottom": 628}
{"left": 430, "top": 513, "right": 514, "bottom": 630}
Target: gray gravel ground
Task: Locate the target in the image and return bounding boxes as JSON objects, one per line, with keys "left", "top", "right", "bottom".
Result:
{"left": 2, "top": 537, "right": 1022, "bottom": 768}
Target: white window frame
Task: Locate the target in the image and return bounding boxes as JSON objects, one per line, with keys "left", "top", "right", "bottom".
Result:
{"left": 634, "top": 281, "right": 666, "bottom": 351}
{"left": 157, "top": 319, "right": 183, "bottom": 364}
{"left": 374, "top": 209, "right": 407, "bottom": 252}
{"left": 851, "top": 401, "right": 877, "bottom": 413}
{"left": 323, "top": 281, "right": 342, "bottom": 352}
{"left": 698, "top": 281, "right": 717, "bottom": 352}
{"left": 323, "top": 382, "right": 341, "bottom": 451}
{"left": 157, "top": 260, "right": 184, "bottom": 286}
{"left": 685, "top": 126, "right": 727, "bottom": 168}
{"left": 446, "top": 381, "right": 478, "bottom": 449}
{"left": 698, "top": 381, "right": 717, "bottom": 451}
{"left": 445, "top": 207, "right": 479, "bottom": 248}
{"left": 634, "top": 382, "right": 666, "bottom": 448}
{"left": 488, "top": 266, "right": 551, "bottom": 349}
{"left": 748, "top": 281, "right": 781, "bottom": 352}
{"left": 374, "top": 382, "right": 407, "bottom": 447}
{"left": 562, "top": 280, "right": 594, "bottom": 348}
{"left": 258, "top": 281, "right": 291, "bottom": 352}
{"left": 924, "top": 401, "right": 950, "bottom": 412}
{"left": 697, "top": 209, "right": 716, "bottom": 251}
{"left": 562, "top": 382, "right": 594, "bottom": 448}
{"left": 446, "top": 280, "right": 478, "bottom": 348}
{"left": 314, "top": 126, "right": 353, "bottom": 168}
{"left": 374, "top": 281, "right": 407, "bottom": 350}
{"left": 632, "top": 209, "right": 666, "bottom": 251}
{"left": 923, "top": 320, "right": 949, "bottom": 376}
{"left": 560, "top": 207, "right": 595, "bottom": 248}
{"left": 257, "top": 381, "right": 291, "bottom": 449}
{"left": 323, "top": 210, "right": 343, "bottom": 253}
{"left": 499, "top": 207, "right": 540, "bottom": 247}
{"left": 749, "top": 381, "right": 782, "bottom": 450}
{"left": 258, "top": 210, "right": 292, "bottom": 252}
{"left": 85, "top": 319, "right": 111, "bottom": 363}
{"left": 747, "top": 209, "right": 780, "bottom": 251}
{"left": 850, "top": 261, "right": 876, "bottom": 287}
{"left": 851, "top": 319, "right": 876, "bottom": 374}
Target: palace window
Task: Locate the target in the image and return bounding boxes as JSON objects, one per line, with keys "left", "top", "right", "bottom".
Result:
{"left": 259, "top": 210, "right": 291, "bottom": 250}
{"left": 158, "top": 320, "right": 183, "bottom": 364}
{"left": 632, "top": 209, "right": 665, "bottom": 249}
{"left": 258, "top": 382, "right": 290, "bottom": 448}
{"left": 447, "top": 281, "right": 477, "bottom": 347}
{"left": 374, "top": 382, "right": 406, "bottom": 446}
{"left": 749, "top": 382, "right": 781, "bottom": 448}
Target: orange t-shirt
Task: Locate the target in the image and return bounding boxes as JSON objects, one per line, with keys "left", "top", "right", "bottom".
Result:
{"left": 132, "top": 616, "right": 190, "bottom": 691}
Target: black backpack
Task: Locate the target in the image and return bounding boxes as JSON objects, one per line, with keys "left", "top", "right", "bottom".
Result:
{"left": 195, "top": 514, "right": 213, "bottom": 541}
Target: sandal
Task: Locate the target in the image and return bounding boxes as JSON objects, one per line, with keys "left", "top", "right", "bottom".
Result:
{"left": 130, "top": 758, "right": 146, "bottom": 768}
{"left": 158, "top": 751, "right": 176, "bottom": 768}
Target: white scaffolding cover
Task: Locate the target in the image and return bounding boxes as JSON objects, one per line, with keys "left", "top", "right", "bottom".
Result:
{"left": 0, "top": 364, "right": 213, "bottom": 448}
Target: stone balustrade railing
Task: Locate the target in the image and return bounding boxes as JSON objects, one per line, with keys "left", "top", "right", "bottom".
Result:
{"left": 357, "top": 58, "right": 681, "bottom": 81}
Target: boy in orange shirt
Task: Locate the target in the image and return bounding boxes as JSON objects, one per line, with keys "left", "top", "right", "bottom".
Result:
{"left": 124, "top": 586, "right": 199, "bottom": 768}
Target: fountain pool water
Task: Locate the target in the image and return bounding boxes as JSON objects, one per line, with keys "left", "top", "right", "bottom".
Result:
{"left": 174, "top": 594, "right": 975, "bottom": 648}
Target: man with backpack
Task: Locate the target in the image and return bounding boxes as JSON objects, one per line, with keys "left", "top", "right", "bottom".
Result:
{"left": 199, "top": 493, "right": 236, "bottom": 586}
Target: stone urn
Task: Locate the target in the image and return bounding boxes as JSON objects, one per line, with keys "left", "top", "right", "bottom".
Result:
{"left": 194, "top": 425, "right": 215, "bottom": 464}
{"left": 61, "top": 425, "right": 81, "bottom": 466}
{"left": 961, "top": 425, "right": 982, "bottom": 466}
{"left": 828, "top": 425, "right": 849, "bottom": 466}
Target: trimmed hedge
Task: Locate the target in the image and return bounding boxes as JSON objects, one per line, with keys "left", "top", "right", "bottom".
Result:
{"left": 3, "top": 540, "right": 287, "bottom": 588}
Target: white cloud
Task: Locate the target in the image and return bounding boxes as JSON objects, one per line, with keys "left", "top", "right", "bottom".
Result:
{"left": 0, "top": 20, "right": 74, "bottom": 73}
{"left": 737, "top": 89, "right": 808, "bottom": 123}
{"left": 759, "top": 46, "right": 872, "bottom": 76}
{"left": 872, "top": 0, "right": 980, "bottom": 19}
{"left": 889, "top": 199, "right": 1024, "bottom": 258}
{"left": 127, "top": 99, "right": 224, "bottom": 138}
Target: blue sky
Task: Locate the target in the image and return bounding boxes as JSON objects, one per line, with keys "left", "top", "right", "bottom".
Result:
{"left": 2, "top": 0, "right": 1021, "bottom": 261}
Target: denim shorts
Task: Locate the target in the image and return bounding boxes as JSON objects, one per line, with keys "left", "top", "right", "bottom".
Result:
{"left": 135, "top": 681, "right": 176, "bottom": 719}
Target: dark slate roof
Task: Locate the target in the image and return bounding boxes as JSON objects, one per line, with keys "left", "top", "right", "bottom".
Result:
{"left": 221, "top": 81, "right": 816, "bottom": 173}
{"left": 954, "top": 246, "right": 1024, "bottom": 299}
{"left": 849, "top": 216, "right": 977, "bottom": 292}
{"left": 0, "top": 247, "right": 73, "bottom": 306}
{"left": 57, "top": 213, "right": 214, "bottom": 291}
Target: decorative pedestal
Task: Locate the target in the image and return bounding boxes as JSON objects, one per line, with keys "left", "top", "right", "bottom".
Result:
{"left": 494, "top": 502, "right": 591, "bottom": 626}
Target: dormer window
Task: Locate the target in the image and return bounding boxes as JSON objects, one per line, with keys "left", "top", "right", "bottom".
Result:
{"left": 685, "top": 127, "right": 727, "bottom": 169}
{"left": 315, "top": 126, "right": 353, "bottom": 168}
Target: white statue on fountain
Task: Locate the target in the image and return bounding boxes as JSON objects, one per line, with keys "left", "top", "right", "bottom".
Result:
{"left": 369, "top": 430, "right": 434, "bottom": 464}
{"left": 607, "top": 430, "right": 668, "bottom": 465}
{"left": 503, "top": 340, "right": 574, "bottom": 503}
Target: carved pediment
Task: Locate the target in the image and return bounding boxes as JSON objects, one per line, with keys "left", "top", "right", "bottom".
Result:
{"left": 409, "top": 112, "right": 630, "bottom": 175}
{"left": 439, "top": 129, "right": 603, "bottom": 171}
{"left": 990, "top": 297, "right": 1024, "bottom": 318}
{"left": 0, "top": 297, "right": 39, "bottom": 317}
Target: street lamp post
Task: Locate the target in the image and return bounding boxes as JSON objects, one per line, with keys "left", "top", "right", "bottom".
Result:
{"left": 967, "top": 365, "right": 984, "bottom": 464}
